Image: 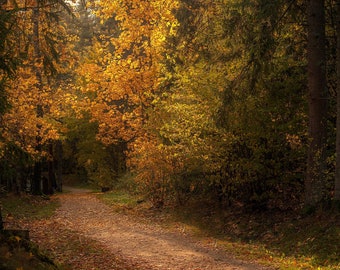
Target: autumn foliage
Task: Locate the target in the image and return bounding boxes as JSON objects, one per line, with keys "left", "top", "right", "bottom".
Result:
{"left": 0, "top": 0, "right": 339, "bottom": 213}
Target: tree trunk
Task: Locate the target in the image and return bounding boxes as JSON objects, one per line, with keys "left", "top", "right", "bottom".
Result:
{"left": 335, "top": 0, "right": 340, "bottom": 204}
{"left": 0, "top": 207, "right": 3, "bottom": 231}
{"left": 55, "top": 140, "right": 63, "bottom": 192}
{"left": 47, "top": 142, "right": 55, "bottom": 194}
{"left": 305, "top": 0, "right": 327, "bottom": 209}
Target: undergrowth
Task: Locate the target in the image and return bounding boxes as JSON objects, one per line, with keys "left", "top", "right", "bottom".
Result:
{"left": 172, "top": 202, "right": 340, "bottom": 270}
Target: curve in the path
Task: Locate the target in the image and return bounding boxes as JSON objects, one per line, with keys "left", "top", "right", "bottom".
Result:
{"left": 55, "top": 188, "right": 273, "bottom": 270}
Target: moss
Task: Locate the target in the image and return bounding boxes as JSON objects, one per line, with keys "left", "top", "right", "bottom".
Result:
{"left": 1, "top": 194, "right": 59, "bottom": 220}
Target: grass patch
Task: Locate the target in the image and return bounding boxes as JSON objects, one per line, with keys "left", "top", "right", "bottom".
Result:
{"left": 1, "top": 194, "right": 59, "bottom": 220}
{"left": 97, "top": 190, "right": 141, "bottom": 211}
{"left": 271, "top": 212, "right": 340, "bottom": 269}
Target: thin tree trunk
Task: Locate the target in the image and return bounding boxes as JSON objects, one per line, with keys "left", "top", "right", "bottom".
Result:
{"left": 305, "top": 0, "right": 327, "bottom": 209}
{"left": 31, "top": 6, "right": 43, "bottom": 195}
{"left": 0, "top": 207, "right": 3, "bottom": 231}
{"left": 47, "top": 142, "right": 55, "bottom": 194}
{"left": 335, "top": 0, "right": 340, "bottom": 204}
{"left": 55, "top": 140, "right": 63, "bottom": 192}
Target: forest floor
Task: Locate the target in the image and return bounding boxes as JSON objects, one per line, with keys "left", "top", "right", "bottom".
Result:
{"left": 5, "top": 186, "right": 274, "bottom": 270}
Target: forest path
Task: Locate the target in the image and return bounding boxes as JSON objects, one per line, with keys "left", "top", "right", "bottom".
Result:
{"left": 29, "top": 187, "right": 273, "bottom": 270}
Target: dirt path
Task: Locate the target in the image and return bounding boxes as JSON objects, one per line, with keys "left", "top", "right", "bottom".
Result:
{"left": 28, "top": 188, "right": 274, "bottom": 270}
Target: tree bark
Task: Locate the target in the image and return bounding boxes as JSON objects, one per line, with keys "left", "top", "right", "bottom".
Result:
{"left": 335, "top": 0, "right": 340, "bottom": 204}
{"left": 305, "top": 0, "right": 327, "bottom": 208}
